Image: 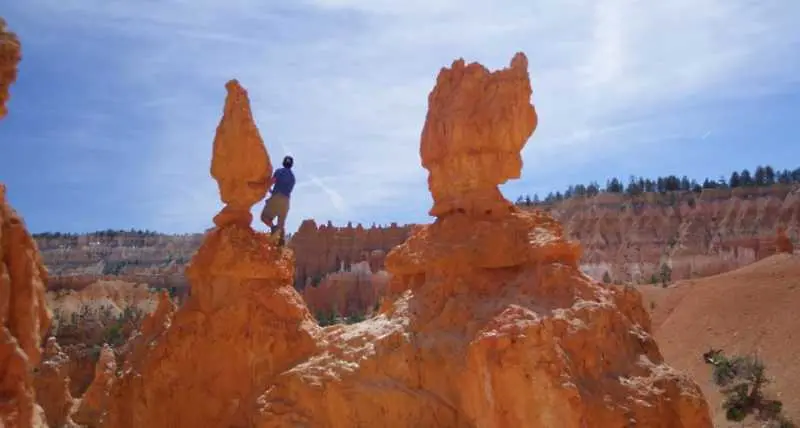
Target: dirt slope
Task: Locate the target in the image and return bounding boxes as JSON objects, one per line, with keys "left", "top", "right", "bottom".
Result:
{"left": 640, "top": 253, "right": 800, "bottom": 426}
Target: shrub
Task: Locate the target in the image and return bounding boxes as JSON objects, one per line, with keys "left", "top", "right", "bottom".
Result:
{"left": 703, "top": 349, "right": 795, "bottom": 426}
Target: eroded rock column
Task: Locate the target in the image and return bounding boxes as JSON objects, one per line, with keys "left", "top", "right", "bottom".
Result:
{"left": 100, "top": 80, "right": 319, "bottom": 428}
{"left": 1, "top": 18, "right": 53, "bottom": 428}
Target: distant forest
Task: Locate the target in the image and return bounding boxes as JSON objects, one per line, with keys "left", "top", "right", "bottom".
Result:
{"left": 516, "top": 165, "right": 800, "bottom": 206}
{"left": 33, "top": 229, "right": 161, "bottom": 239}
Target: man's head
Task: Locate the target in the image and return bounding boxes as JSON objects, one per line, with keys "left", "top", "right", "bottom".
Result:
{"left": 282, "top": 155, "right": 294, "bottom": 169}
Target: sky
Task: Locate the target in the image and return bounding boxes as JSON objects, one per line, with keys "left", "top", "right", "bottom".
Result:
{"left": 1, "top": 0, "right": 799, "bottom": 235}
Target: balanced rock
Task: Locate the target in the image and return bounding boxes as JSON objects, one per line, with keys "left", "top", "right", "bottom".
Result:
{"left": 100, "top": 82, "right": 319, "bottom": 428}
{"left": 421, "top": 52, "right": 537, "bottom": 218}
{"left": 253, "top": 53, "right": 712, "bottom": 427}
{"left": 210, "top": 79, "right": 273, "bottom": 227}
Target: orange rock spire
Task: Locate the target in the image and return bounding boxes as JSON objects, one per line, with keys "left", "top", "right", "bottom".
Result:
{"left": 1, "top": 17, "right": 54, "bottom": 427}
{"left": 0, "top": 18, "right": 21, "bottom": 119}
{"left": 421, "top": 52, "right": 537, "bottom": 218}
{"left": 210, "top": 79, "right": 272, "bottom": 227}
{"left": 91, "top": 54, "right": 711, "bottom": 428}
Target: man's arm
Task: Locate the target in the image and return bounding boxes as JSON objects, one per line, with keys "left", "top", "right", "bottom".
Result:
{"left": 247, "top": 172, "right": 277, "bottom": 189}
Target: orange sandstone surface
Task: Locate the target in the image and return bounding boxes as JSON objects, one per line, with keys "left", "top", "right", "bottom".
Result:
{"left": 0, "top": 19, "right": 53, "bottom": 428}
{"left": 84, "top": 53, "right": 712, "bottom": 427}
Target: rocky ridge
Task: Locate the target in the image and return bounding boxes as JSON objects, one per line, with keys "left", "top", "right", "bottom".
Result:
{"left": 33, "top": 184, "right": 800, "bottom": 300}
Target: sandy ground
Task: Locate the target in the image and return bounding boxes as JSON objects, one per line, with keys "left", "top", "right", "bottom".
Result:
{"left": 640, "top": 253, "right": 800, "bottom": 427}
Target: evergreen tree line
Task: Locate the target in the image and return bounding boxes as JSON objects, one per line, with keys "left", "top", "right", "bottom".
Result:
{"left": 33, "top": 229, "right": 161, "bottom": 239}
{"left": 516, "top": 165, "right": 800, "bottom": 206}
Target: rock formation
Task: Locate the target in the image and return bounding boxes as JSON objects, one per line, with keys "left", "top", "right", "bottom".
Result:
{"left": 776, "top": 226, "right": 794, "bottom": 254}
{"left": 250, "top": 53, "right": 712, "bottom": 427}
{"left": 73, "top": 344, "right": 115, "bottom": 427}
{"left": 546, "top": 186, "right": 800, "bottom": 283}
{"left": 99, "top": 80, "right": 320, "bottom": 428}
{"left": 45, "top": 280, "right": 158, "bottom": 396}
{"left": 210, "top": 79, "right": 272, "bottom": 228}
{"left": 301, "top": 261, "right": 390, "bottom": 319}
{"left": 67, "top": 54, "right": 712, "bottom": 428}
{"left": 0, "top": 19, "right": 52, "bottom": 428}
{"left": 32, "top": 187, "right": 800, "bottom": 296}
{"left": 35, "top": 231, "right": 200, "bottom": 294}
{"left": 288, "top": 220, "right": 410, "bottom": 288}
{"left": 421, "top": 53, "right": 537, "bottom": 219}
{"left": 0, "top": 18, "right": 21, "bottom": 119}
{"left": 33, "top": 338, "right": 76, "bottom": 428}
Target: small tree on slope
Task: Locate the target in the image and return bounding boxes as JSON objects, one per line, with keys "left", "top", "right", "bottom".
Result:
{"left": 703, "top": 349, "right": 796, "bottom": 427}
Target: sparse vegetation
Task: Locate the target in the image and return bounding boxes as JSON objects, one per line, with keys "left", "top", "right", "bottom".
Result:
{"left": 515, "top": 165, "right": 800, "bottom": 206}
{"left": 703, "top": 349, "right": 796, "bottom": 427}
{"left": 659, "top": 263, "right": 672, "bottom": 287}
{"left": 51, "top": 303, "right": 146, "bottom": 348}
{"left": 602, "top": 271, "right": 611, "bottom": 284}
{"left": 314, "top": 308, "right": 368, "bottom": 326}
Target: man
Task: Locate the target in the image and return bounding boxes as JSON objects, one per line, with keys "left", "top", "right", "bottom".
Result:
{"left": 261, "top": 155, "right": 295, "bottom": 241}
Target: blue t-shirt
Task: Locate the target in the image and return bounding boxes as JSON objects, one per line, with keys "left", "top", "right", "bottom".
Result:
{"left": 272, "top": 167, "right": 295, "bottom": 197}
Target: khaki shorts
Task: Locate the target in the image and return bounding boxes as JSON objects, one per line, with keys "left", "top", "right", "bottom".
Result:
{"left": 261, "top": 193, "right": 290, "bottom": 229}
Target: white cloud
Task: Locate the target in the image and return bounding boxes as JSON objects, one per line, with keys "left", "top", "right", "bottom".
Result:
{"left": 8, "top": 0, "right": 800, "bottom": 233}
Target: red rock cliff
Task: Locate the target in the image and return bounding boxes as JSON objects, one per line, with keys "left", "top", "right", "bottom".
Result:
{"left": 541, "top": 187, "right": 800, "bottom": 283}
{"left": 0, "top": 19, "right": 53, "bottom": 428}
{"left": 288, "top": 220, "right": 410, "bottom": 288}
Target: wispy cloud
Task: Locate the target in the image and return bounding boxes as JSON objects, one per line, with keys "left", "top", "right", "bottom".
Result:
{"left": 307, "top": 175, "right": 347, "bottom": 214}
{"left": 2, "top": 0, "right": 799, "bottom": 233}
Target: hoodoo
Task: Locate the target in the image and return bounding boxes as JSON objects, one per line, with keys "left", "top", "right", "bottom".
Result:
{"left": 251, "top": 53, "right": 713, "bottom": 427}
{"left": 83, "top": 53, "right": 712, "bottom": 427}
{"left": 98, "top": 80, "right": 320, "bottom": 428}
{"left": 0, "top": 18, "right": 53, "bottom": 428}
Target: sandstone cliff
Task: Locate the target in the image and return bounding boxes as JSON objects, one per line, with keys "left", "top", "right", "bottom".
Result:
{"left": 301, "top": 260, "right": 389, "bottom": 320}
{"left": 539, "top": 187, "right": 800, "bottom": 283}
{"left": 34, "top": 231, "right": 201, "bottom": 292}
{"left": 33, "top": 184, "right": 799, "bottom": 306}
{"left": 87, "top": 54, "right": 711, "bottom": 427}
{"left": 1, "top": 19, "right": 53, "bottom": 428}
{"left": 33, "top": 222, "right": 409, "bottom": 295}
{"left": 288, "top": 220, "right": 410, "bottom": 288}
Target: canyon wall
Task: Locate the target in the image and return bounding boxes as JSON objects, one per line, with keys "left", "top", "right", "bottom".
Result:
{"left": 34, "top": 185, "right": 799, "bottom": 300}
{"left": 543, "top": 185, "right": 800, "bottom": 283}
{"left": 35, "top": 232, "right": 202, "bottom": 292}
{"left": 288, "top": 220, "right": 410, "bottom": 288}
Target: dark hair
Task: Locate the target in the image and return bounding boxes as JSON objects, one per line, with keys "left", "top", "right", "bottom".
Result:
{"left": 282, "top": 156, "right": 294, "bottom": 168}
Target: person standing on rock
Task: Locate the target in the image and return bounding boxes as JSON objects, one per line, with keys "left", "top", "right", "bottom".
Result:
{"left": 260, "top": 155, "right": 295, "bottom": 242}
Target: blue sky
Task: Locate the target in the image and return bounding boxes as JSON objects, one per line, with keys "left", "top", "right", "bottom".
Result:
{"left": 1, "top": 0, "right": 799, "bottom": 235}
